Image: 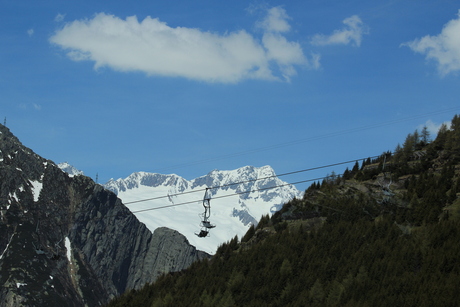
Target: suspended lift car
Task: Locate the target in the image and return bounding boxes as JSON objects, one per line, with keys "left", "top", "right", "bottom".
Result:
{"left": 195, "top": 188, "right": 215, "bottom": 238}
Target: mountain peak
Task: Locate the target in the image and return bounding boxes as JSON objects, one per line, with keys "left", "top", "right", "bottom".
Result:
{"left": 57, "top": 162, "right": 84, "bottom": 177}
{"left": 104, "top": 171, "right": 189, "bottom": 194}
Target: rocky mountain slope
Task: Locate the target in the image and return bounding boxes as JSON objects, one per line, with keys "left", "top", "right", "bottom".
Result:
{"left": 103, "top": 166, "right": 301, "bottom": 254}
{"left": 0, "top": 124, "right": 209, "bottom": 306}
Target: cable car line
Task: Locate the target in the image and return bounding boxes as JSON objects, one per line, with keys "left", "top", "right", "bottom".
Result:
{"left": 3, "top": 154, "right": 385, "bottom": 230}
{"left": 212, "top": 156, "right": 381, "bottom": 190}
{"left": 125, "top": 153, "right": 388, "bottom": 236}
{"left": 130, "top": 176, "right": 330, "bottom": 214}
{"left": 124, "top": 154, "right": 381, "bottom": 206}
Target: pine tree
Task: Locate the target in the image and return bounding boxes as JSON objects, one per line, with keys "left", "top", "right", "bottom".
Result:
{"left": 309, "top": 279, "right": 325, "bottom": 304}
{"left": 402, "top": 132, "right": 416, "bottom": 156}
{"left": 446, "top": 115, "right": 460, "bottom": 159}
{"left": 326, "top": 280, "right": 345, "bottom": 306}
{"left": 421, "top": 125, "right": 431, "bottom": 145}
{"left": 241, "top": 224, "right": 255, "bottom": 243}
{"left": 433, "top": 123, "right": 449, "bottom": 150}
{"left": 280, "top": 258, "right": 293, "bottom": 278}
{"left": 351, "top": 161, "right": 360, "bottom": 175}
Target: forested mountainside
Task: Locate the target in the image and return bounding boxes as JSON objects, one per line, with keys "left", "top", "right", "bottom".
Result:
{"left": 108, "top": 114, "right": 460, "bottom": 307}
{"left": 0, "top": 124, "right": 209, "bottom": 307}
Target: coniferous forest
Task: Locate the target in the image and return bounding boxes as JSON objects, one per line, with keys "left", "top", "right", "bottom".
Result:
{"left": 107, "top": 114, "right": 460, "bottom": 307}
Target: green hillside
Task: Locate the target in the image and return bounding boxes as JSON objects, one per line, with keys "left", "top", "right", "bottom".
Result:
{"left": 107, "top": 115, "right": 460, "bottom": 307}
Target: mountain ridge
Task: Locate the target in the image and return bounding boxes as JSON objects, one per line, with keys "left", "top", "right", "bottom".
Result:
{"left": 0, "top": 124, "right": 210, "bottom": 306}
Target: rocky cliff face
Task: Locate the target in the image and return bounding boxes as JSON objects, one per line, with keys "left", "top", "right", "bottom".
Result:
{"left": 0, "top": 124, "right": 209, "bottom": 306}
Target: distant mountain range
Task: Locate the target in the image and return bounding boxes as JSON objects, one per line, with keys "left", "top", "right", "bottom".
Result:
{"left": 102, "top": 166, "right": 302, "bottom": 254}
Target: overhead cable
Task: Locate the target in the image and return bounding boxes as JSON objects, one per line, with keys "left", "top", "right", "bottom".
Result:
{"left": 131, "top": 176, "right": 328, "bottom": 214}
{"left": 124, "top": 154, "right": 382, "bottom": 205}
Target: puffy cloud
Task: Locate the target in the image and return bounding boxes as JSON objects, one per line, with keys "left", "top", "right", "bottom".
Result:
{"left": 310, "top": 15, "right": 368, "bottom": 47}
{"left": 403, "top": 10, "right": 460, "bottom": 76}
{"left": 257, "top": 6, "right": 291, "bottom": 33}
{"left": 49, "top": 8, "right": 313, "bottom": 83}
{"left": 262, "top": 32, "right": 306, "bottom": 81}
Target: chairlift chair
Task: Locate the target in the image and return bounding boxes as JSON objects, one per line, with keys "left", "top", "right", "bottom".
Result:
{"left": 195, "top": 188, "right": 216, "bottom": 238}
{"left": 196, "top": 229, "right": 209, "bottom": 238}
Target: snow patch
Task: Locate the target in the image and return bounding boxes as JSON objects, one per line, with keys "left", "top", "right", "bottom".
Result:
{"left": 16, "top": 283, "right": 27, "bottom": 288}
{"left": 65, "top": 237, "right": 72, "bottom": 263}
{"left": 9, "top": 192, "right": 18, "bottom": 203}
{"left": 30, "top": 180, "right": 43, "bottom": 202}
{"left": 0, "top": 232, "right": 15, "bottom": 260}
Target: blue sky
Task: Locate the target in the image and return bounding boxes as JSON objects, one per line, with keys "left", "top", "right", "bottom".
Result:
{"left": 2, "top": 0, "right": 460, "bottom": 190}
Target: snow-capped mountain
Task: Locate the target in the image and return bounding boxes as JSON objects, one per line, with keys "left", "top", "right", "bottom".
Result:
{"left": 103, "top": 166, "right": 302, "bottom": 254}
{"left": 57, "top": 162, "right": 84, "bottom": 177}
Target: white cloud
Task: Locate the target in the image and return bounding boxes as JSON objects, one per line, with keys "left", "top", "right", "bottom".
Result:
{"left": 403, "top": 10, "right": 460, "bottom": 76}
{"left": 18, "top": 103, "right": 42, "bottom": 111}
{"left": 310, "top": 52, "right": 321, "bottom": 70}
{"left": 257, "top": 6, "right": 291, "bottom": 33}
{"left": 27, "top": 28, "right": 34, "bottom": 37}
{"left": 49, "top": 8, "right": 314, "bottom": 83}
{"left": 310, "top": 15, "right": 368, "bottom": 47}
{"left": 262, "top": 33, "right": 307, "bottom": 81}
{"left": 55, "top": 13, "right": 65, "bottom": 22}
